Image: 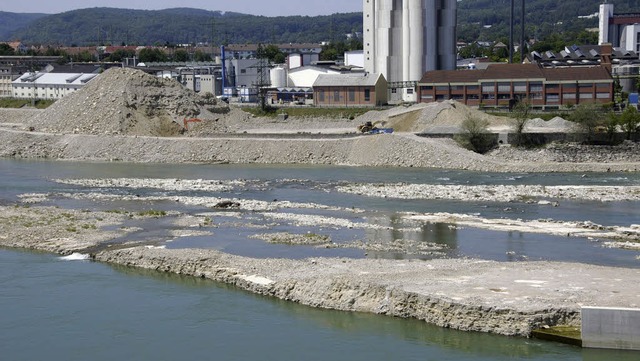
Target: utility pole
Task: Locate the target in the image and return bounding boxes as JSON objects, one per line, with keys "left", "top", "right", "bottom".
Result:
{"left": 520, "top": 0, "right": 526, "bottom": 63}
{"left": 509, "top": 0, "right": 514, "bottom": 63}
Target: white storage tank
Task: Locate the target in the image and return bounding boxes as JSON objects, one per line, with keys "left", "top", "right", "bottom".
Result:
{"left": 270, "top": 66, "right": 287, "bottom": 88}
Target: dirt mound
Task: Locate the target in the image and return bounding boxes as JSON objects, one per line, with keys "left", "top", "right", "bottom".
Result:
{"left": 357, "top": 100, "right": 509, "bottom": 134}
{"left": 26, "top": 68, "right": 219, "bottom": 136}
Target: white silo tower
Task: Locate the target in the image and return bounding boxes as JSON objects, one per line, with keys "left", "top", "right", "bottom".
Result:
{"left": 363, "top": 0, "right": 457, "bottom": 84}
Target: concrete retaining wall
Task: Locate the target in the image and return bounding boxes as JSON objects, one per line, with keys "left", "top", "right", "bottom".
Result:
{"left": 582, "top": 306, "right": 640, "bottom": 350}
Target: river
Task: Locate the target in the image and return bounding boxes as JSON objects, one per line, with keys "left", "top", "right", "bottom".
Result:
{"left": 1, "top": 159, "right": 639, "bottom": 359}
{"left": 2, "top": 249, "right": 639, "bottom": 361}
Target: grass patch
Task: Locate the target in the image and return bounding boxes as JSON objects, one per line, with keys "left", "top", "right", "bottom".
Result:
{"left": 241, "top": 106, "right": 372, "bottom": 119}
{"left": 137, "top": 210, "right": 167, "bottom": 217}
{"left": 0, "top": 98, "right": 55, "bottom": 109}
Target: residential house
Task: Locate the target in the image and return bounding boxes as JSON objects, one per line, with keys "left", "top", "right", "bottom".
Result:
{"left": 313, "top": 73, "right": 387, "bottom": 107}
{"left": 418, "top": 63, "right": 613, "bottom": 109}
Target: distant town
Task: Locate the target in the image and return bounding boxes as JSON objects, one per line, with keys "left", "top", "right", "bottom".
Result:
{"left": 1, "top": 2, "right": 639, "bottom": 110}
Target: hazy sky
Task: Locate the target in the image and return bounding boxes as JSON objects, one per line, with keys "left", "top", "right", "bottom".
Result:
{"left": 1, "top": 0, "right": 362, "bottom": 16}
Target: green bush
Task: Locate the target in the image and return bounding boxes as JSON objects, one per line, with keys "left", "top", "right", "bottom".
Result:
{"left": 454, "top": 116, "right": 496, "bottom": 153}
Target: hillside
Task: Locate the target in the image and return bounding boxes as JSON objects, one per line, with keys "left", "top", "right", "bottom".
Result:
{"left": 3, "top": 1, "right": 639, "bottom": 46}
{"left": 7, "top": 8, "right": 361, "bottom": 46}
{"left": 457, "top": 0, "right": 636, "bottom": 42}
{"left": 0, "top": 11, "right": 47, "bottom": 40}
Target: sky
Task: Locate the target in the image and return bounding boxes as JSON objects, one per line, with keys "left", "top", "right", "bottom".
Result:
{"left": 1, "top": 0, "right": 362, "bottom": 16}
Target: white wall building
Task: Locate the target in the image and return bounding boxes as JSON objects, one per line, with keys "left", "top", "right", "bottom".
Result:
{"left": 599, "top": 3, "right": 640, "bottom": 53}
{"left": 12, "top": 72, "right": 98, "bottom": 100}
{"left": 363, "top": 0, "right": 457, "bottom": 84}
{"left": 287, "top": 66, "right": 341, "bottom": 88}
{"left": 344, "top": 50, "right": 365, "bottom": 68}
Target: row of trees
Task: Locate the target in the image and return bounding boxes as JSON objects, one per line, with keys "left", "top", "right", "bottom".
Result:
{"left": 457, "top": 102, "right": 640, "bottom": 154}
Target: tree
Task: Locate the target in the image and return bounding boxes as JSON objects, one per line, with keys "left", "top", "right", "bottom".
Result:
{"left": 193, "top": 50, "right": 212, "bottom": 62}
{"left": 106, "top": 48, "right": 136, "bottom": 62}
{"left": 618, "top": 106, "right": 640, "bottom": 140}
{"left": 0, "top": 43, "right": 15, "bottom": 55}
{"left": 173, "top": 49, "right": 189, "bottom": 62}
{"left": 261, "top": 44, "right": 286, "bottom": 64}
{"left": 455, "top": 115, "right": 495, "bottom": 153}
{"left": 138, "top": 48, "right": 168, "bottom": 63}
{"left": 570, "top": 103, "right": 604, "bottom": 143}
{"left": 511, "top": 100, "right": 531, "bottom": 146}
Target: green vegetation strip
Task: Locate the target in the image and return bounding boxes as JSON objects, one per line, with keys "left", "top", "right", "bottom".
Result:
{"left": 531, "top": 326, "right": 582, "bottom": 347}
{"left": 241, "top": 106, "right": 372, "bottom": 119}
{"left": 0, "top": 98, "right": 54, "bottom": 109}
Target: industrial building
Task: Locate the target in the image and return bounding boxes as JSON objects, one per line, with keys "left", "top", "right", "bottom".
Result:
{"left": 418, "top": 63, "right": 613, "bottom": 110}
{"left": 599, "top": 3, "right": 640, "bottom": 53}
{"left": 363, "top": 0, "right": 457, "bottom": 103}
{"left": 313, "top": 73, "right": 388, "bottom": 107}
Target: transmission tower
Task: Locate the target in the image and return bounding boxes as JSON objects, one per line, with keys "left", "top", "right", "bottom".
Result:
{"left": 251, "top": 45, "right": 271, "bottom": 110}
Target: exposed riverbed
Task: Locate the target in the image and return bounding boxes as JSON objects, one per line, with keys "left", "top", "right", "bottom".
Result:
{"left": 1, "top": 159, "right": 639, "bottom": 338}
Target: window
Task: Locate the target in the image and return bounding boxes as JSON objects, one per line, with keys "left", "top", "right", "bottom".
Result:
{"left": 497, "top": 82, "right": 510, "bottom": 92}
{"left": 563, "top": 93, "right": 576, "bottom": 99}
{"left": 406, "top": 88, "right": 414, "bottom": 95}
{"left": 318, "top": 90, "right": 324, "bottom": 102}
{"left": 364, "top": 89, "right": 371, "bottom": 102}
{"left": 481, "top": 83, "right": 494, "bottom": 92}
{"left": 513, "top": 82, "right": 526, "bottom": 92}
{"left": 529, "top": 83, "right": 543, "bottom": 92}
{"left": 348, "top": 88, "right": 355, "bottom": 102}
{"left": 579, "top": 93, "right": 593, "bottom": 99}
{"left": 545, "top": 94, "right": 559, "bottom": 102}
{"left": 596, "top": 92, "right": 611, "bottom": 99}
{"left": 334, "top": 90, "right": 340, "bottom": 102}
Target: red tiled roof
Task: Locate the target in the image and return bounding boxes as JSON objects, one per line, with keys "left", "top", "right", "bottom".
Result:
{"left": 542, "top": 66, "right": 612, "bottom": 81}
{"left": 419, "top": 69, "right": 482, "bottom": 84}
{"left": 480, "top": 63, "right": 544, "bottom": 80}
{"left": 420, "top": 64, "right": 612, "bottom": 84}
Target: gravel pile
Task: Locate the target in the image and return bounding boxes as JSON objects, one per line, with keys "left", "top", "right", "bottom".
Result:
{"left": 24, "top": 68, "right": 220, "bottom": 136}
{"left": 490, "top": 141, "right": 640, "bottom": 163}
{"left": 360, "top": 100, "right": 510, "bottom": 134}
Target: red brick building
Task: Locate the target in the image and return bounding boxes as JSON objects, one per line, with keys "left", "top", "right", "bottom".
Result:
{"left": 418, "top": 64, "right": 613, "bottom": 109}
{"left": 313, "top": 73, "right": 388, "bottom": 107}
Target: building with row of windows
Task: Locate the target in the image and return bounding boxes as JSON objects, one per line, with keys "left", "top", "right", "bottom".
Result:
{"left": 313, "top": 73, "right": 387, "bottom": 107}
{"left": 12, "top": 72, "right": 99, "bottom": 100}
{"left": 418, "top": 63, "right": 613, "bottom": 109}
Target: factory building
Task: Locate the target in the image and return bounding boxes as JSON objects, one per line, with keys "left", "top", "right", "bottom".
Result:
{"left": 363, "top": 0, "right": 457, "bottom": 102}
{"left": 599, "top": 3, "right": 640, "bottom": 53}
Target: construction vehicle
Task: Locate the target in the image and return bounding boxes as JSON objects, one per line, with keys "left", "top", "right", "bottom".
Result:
{"left": 357, "top": 121, "right": 393, "bottom": 134}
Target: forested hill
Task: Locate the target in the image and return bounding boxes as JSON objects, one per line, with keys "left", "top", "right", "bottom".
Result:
{"left": 5, "top": 7, "right": 362, "bottom": 46}
{"left": 0, "top": 12, "right": 47, "bottom": 40}
{"left": 2, "top": 1, "right": 639, "bottom": 46}
{"left": 457, "top": 0, "right": 637, "bottom": 42}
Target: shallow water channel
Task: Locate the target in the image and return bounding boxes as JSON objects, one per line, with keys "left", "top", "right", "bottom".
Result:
{"left": 1, "top": 159, "right": 638, "bottom": 267}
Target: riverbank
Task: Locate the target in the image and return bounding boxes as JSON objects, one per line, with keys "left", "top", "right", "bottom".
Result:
{"left": 1, "top": 126, "right": 640, "bottom": 172}
{"left": 1, "top": 203, "right": 639, "bottom": 337}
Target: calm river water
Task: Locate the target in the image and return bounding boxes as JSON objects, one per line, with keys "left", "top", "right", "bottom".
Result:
{"left": 2, "top": 249, "right": 639, "bottom": 361}
{"left": 1, "top": 159, "right": 640, "bottom": 360}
